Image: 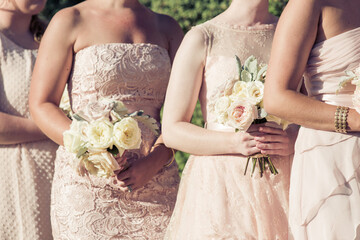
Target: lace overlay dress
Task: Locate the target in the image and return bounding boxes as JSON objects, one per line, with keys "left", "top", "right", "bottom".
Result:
{"left": 289, "top": 27, "right": 360, "bottom": 240}
{"left": 51, "top": 43, "right": 180, "bottom": 240}
{"left": 165, "top": 20, "right": 291, "bottom": 240}
{"left": 0, "top": 33, "right": 57, "bottom": 239}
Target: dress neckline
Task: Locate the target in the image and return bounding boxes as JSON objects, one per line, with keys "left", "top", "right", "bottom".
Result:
{"left": 209, "top": 19, "right": 277, "bottom": 31}
{"left": 0, "top": 31, "right": 38, "bottom": 51}
{"left": 75, "top": 42, "right": 169, "bottom": 55}
{"left": 313, "top": 26, "right": 360, "bottom": 49}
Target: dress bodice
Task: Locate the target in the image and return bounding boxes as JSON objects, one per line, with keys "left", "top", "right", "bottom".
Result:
{"left": 304, "top": 27, "right": 360, "bottom": 107}
{"left": 195, "top": 20, "right": 276, "bottom": 124}
{"left": 0, "top": 32, "right": 37, "bottom": 118}
{"left": 68, "top": 43, "right": 171, "bottom": 120}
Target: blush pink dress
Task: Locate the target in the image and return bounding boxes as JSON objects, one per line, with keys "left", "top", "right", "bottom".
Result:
{"left": 164, "top": 20, "right": 292, "bottom": 240}
{"left": 0, "top": 33, "right": 57, "bottom": 239}
{"left": 50, "top": 43, "right": 180, "bottom": 239}
{"left": 289, "top": 27, "right": 360, "bottom": 239}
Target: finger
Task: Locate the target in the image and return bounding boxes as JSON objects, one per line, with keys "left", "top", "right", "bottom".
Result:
{"left": 259, "top": 126, "right": 287, "bottom": 135}
{"left": 117, "top": 169, "right": 131, "bottom": 181}
{"left": 255, "top": 135, "right": 289, "bottom": 143}
{"left": 256, "top": 142, "right": 287, "bottom": 150}
{"left": 243, "top": 146, "right": 262, "bottom": 156}
{"left": 260, "top": 149, "right": 289, "bottom": 156}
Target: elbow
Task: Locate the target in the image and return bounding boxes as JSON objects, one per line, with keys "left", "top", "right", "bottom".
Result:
{"left": 263, "top": 99, "right": 277, "bottom": 116}
{"left": 263, "top": 95, "right": 276, "bottom": 116}
{"left": 161, "top": 122, "right": 172, "bottom": 149}
{"left": 28, "top": 97, "right": 39, "bottom": 123}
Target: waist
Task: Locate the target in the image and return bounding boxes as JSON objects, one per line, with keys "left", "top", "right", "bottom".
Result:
{"left": 313, "top": 93, "right": 354, "bottom": 107}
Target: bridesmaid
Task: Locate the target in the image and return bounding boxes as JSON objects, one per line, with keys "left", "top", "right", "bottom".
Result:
{"left": 29, "top": 0, "right": 183, "bottom": 239}
{"left": 264, "top": 0, "right": 360, "bottom": 239}
{"left": 162, "top": 0, "right": 297, "bottom": 239}
{"left": 0, "top": 0, "right": 57, "bottom": 239}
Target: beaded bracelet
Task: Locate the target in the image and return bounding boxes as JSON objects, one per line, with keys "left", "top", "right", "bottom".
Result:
{"left": 334, "top": 106, "right": 349, "bottom": 133}
{"left": 152, "top": 143, "right": 175, "bottom": 167}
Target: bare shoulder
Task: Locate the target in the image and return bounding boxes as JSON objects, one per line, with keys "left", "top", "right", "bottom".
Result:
{"left": 46, "top": 3, "right": 87, "bottom": 42}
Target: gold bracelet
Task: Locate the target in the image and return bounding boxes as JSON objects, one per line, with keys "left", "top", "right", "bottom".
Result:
{"left": 334, "top": 106, "right": 349, "bottom": 133}
{"left": 152, "top": 143, "right": 176, "bottom": 167}
{"left": 164, "top": 148, "right": 175, "bottom": 168}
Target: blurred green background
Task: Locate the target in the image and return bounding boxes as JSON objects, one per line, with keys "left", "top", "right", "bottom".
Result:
{"left": 42, "top": 0, "right": 289, "bottom": 173}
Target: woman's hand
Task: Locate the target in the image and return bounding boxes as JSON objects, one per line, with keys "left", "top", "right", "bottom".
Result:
{"left": 116, "top": 143, "right": 173, "bottom": 192}
{"left": 232, "top": 126, "right": 262, "bottom": 156}
{"left": 254, "top": 124, "right": 298, "bottom": 157}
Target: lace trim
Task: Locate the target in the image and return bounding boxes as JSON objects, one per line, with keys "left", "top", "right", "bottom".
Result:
{"left": 209, "top": 20, "right": 277, "bottom": 31}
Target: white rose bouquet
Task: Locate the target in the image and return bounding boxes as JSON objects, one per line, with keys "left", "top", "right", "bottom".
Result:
{"left": 211, "top": 55, "right": 289, "bottom": 177}
{"left": 337, "top": 64, "right": 360, "bottom": 113}
{"left": 63, "top": 98, "right": 159, "bottom": 178}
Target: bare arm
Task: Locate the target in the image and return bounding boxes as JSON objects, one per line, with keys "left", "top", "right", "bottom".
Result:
{"left": 264, "top": 0, "right": 360, "bottom": 132}
{"left": 162, "top": 27, "right": 262, "bottom": 156}
{"left": 0, "top": 112, "right": 47, "bottom": 144}
{"left": 29, "top": 8, "right": 79, "bottom": 145}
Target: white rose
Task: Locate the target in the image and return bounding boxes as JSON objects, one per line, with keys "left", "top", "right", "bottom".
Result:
{"left": 226, "top": 101, "right": 257, "bottom": 132}
{"left": 246, "top": 81, "right": 264, "bottom": 105}
{"left": 113, "top": 117, "right": 142, "bottom": 150}
{"left": 85, "top": 151, "right": 120, "bottom": 178}
{"left": 86, "top": 119, "right": 114, "bottom": 150}
{"left": 63, "top": 120, "right": 88, "bottom": 153}
{"left": 214, "top": 96, "right": 231, "bottom": 124}
{"left": 232, "top": 81, "right": 248, "bottom": 98}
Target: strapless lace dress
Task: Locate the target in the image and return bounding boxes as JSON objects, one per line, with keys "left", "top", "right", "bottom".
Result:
{"left": 50, "top": 43, "right": 180, "bottom": 240}
{"left": 165, "top": 20, "right": 292, "bottom": 240}
{"left": 289, "top": 27, "right": 360, "bottom": 240}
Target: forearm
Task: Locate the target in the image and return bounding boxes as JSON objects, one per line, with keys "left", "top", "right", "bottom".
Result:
{"left": 0, "top": 112, "right": 48, "bottom": 144}
{"left": 265, "top": 90, "right": 336, "bottom": 130}
{"left": 163, "top": 121, "right": 241, "bottom": 156}
{"left": 30, "top": 102, "right": 71, "bottom": 145}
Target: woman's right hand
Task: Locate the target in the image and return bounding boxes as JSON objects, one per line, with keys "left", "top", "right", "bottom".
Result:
{"left": 253, "top": 124, "right": 298, "bottom": 157}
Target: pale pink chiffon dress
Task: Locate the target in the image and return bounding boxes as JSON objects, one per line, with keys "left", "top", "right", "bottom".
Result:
{"left": 165, "top": 20, "right": 292, "bottom": 240}
{"left": 50, "top": 43, "right": 180, "bottom": 239}
{"left": 289, "top": 27, "right": 360, "bottom": 239}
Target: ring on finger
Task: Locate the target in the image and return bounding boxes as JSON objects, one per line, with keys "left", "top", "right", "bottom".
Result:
{"left": 127, "top": 185, "right": 133, "bottom": 193}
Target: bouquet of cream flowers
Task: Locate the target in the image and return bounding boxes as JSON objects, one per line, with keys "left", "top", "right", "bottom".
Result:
{"left": 211, "top": 55, "right": 289, "bottom": 177}
{"left": 63, "top": 98, "right": 159, "bottom": 178}
{"left": 337, "top": 64, "right": 360, "bottom": 113}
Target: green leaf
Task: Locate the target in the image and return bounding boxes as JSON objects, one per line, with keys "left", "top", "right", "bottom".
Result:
{"left": 243, "top": 56, "right": 256, "bottom": 72}
{"left": 76, "top": 146, "right": 88, "bottom": 158}
{"left": 72, "top": 114, "right": 87, "bottom": 122}
{"left": 108, "top": 145, "right": 119, "bottom": 157}
{"left": 235, "top": 55, "right": 242, "bottom": 80}
{"left": 256, "top": 66, "right": 268, "bottom": 82}
{"left": 247, "top": 58, "right": 258, "bottom": 78}
{"left": 240, "top": 70, "right": 252, "bottom": 82}
{"left": 132, "top": 114, "right": 160, "bottom": 136}
{"left": 259, "top": 108, "right": 268, "bottom": 119}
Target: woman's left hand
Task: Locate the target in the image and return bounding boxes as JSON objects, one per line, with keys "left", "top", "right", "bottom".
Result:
{"left": 116, "top": 144, "right": 172, "bottom": 192}
{"left": 254, "top": 124, "right": 298, "bottom": 157}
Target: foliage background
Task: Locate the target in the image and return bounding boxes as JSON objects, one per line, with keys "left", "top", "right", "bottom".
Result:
{"left": 42, "top": 0, "right": 289, "bottom": 173}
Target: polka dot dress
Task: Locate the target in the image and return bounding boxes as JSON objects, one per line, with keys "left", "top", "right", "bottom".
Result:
{"left": 0, "top": 32, "right": 57, "bottom": 240}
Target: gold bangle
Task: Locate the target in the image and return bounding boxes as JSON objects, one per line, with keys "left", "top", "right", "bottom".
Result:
{"left": 151, "top": 143, "right": 176, "bottom": 167}
{"left": 334, "top": 106, "right": 349, "bottom": 133}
